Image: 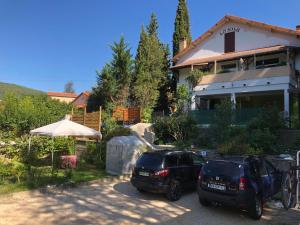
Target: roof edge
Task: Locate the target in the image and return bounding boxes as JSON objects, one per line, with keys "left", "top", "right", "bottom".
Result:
{"left": 173, "top": 15, "right": 300, "bottom": 63}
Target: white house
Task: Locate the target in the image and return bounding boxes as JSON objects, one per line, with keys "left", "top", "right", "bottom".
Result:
{"left": 171, "top": 15, "right": 300, "bottom": 124}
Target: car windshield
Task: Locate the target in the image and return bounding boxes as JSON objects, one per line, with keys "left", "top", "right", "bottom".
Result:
{"left": 136, "top": 153, "right": 163, "bottom": 170}
{"left": 203, "top": 160, "right": 242, "bottom": 177}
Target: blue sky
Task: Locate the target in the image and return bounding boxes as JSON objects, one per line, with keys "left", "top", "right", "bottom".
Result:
{"left": 0, "top": 0, "right": 299, "bottom": 93}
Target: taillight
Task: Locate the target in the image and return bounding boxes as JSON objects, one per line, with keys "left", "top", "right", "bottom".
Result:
{"left": 154, "top": 169, "right": 169, "bottom": 177}
{"left": 198, "top": 170, "right": 203, "bottom": 181}
{"left": 239, "top": 177, "right": 248, "bottom": 190}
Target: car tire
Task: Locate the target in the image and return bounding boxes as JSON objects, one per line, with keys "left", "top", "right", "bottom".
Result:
{"left": 199, "top": 197, "right": 211, "bottom": 207}
{"left": 248, "top": 195, "right": 263, "bottom": 220}
{"left": 166, "top": 180, "right": 182, "bottom": 201}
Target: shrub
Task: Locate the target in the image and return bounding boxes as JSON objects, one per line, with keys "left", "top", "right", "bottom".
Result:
{"left": 211, "top": 99, "right": 233, "bottom": 144}
{"left": 0, "top": 93, "right": 71, "bottom": 134}
{"left": 248, "top": 129, "right": 277, "bottom": 154}
{"left": 82, "top": 142, "right": 106, "bottom": 169}
{"left": 0, "top": 157, "right": 26, "bottom": 184}
{"left": 141, "top": 107, "right": 153, "bottom": 123}
{"left": 105, "top": 127, "right": 131, "bottom": 141}
{"left": 153, "top": 114, "right": 198, "bottom": 145}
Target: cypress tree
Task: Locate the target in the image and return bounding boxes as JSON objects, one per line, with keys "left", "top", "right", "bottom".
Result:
{"left": 172, "top": 0, "right": 192, "bottom": 57}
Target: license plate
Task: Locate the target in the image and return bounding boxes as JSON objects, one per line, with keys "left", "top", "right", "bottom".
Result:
{"left": 208, "top": 183, "right": 226, "bottom": 191}
{"left": 139, "top": 171, "right": 149, "bottom": 176}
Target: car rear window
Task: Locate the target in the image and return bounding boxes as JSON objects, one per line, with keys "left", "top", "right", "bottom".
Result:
{"left": 203, "top": 161, "right": 242, "bottom": 177}
{"left": 136, "top": 153, "right": 163, "bottom": 170}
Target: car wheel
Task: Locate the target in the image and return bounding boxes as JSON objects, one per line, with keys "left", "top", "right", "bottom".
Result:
{"left": 249, "top": 195, "right": 263, "bottom": 220}
{"left": 166, "top": 180, "right": 182, "bottom": 201}
{"left": 199, "top": 197, "right": 211, "bottom": 207}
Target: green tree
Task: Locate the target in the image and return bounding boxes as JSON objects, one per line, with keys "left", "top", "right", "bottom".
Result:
{"left": 173, "top": 0, "right": 192, "bottom": 56}
{"left": 110, "top": 36, "right": 133, "bottom": 106}
{"left": 88, "top": 36, "right": 133, "bottom": 111}
{"left": 133, "top": 13, "right": 166, "bottom": 120}
{"left": 175, "top": 84, "right": 190, "bottom": 113}
{"left": 89, "top": 64, "right": 118, "bottom": 112}
{"left": 64, "top": 81, "right": 75, "bottom": 93}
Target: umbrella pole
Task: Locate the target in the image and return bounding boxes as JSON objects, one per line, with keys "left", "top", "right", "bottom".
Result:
{"left": 51, "top": 137, "right": 54, "bottom": 171}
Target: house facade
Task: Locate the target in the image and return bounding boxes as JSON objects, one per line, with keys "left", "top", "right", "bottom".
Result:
{"left": 47, "top": 92, "right": 77, "bottom": 104}
{"left": 171, "top": 15, "right": 300, "bottom": 124}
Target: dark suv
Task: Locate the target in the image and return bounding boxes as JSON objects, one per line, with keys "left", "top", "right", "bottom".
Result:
{"left": 197, "top": 156, "right": 282, "bottom": 219}
{"left": 131, "top": 150, "right": 204, "bottom": 201}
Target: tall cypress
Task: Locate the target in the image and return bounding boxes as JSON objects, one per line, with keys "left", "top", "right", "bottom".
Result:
{"left": 172, "top": 0, "right": 192, "bottom": 57}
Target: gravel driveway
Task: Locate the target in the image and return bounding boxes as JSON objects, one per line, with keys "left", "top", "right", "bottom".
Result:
{"left": 0, "top": 178, "right": 299, "bottom": 225}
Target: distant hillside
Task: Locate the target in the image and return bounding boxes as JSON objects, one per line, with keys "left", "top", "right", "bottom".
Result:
{"left": 0, "top": 82, "right": 45, "bottom": 99}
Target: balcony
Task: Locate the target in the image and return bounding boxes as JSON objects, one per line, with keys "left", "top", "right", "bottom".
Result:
{"left": 198, "top": 65, "right": 292, "bottom": 85}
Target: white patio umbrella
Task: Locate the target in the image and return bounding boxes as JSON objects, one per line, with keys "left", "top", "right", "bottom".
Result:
{"left": 28, "top": 116, "right": 102, "bottom": 167}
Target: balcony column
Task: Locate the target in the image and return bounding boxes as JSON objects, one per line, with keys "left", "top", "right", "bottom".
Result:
{"left": 231, "top": 92, "right": 236, "bottom": 109}
{"left": 190, "top": 94, "right": 196, "bottom": 110}
{"left": 284, "top": 88, "right": 290, "bottom": 120}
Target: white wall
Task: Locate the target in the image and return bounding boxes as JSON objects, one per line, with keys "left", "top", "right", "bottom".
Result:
{"left": 177, "top": 22, "right": 300, "bottom": 64}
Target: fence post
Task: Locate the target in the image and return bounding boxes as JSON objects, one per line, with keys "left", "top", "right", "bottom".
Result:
{"left": 83, "top": 107, "right": 86, "bottom": 125}
{"left": 98, "top": 106, "right": 102, "bottom": 131}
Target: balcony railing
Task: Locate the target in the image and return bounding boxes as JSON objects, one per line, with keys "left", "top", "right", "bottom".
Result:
{"left": 189, "top": 108, "right": 263, "bottom": 125}
{"left": 198, "top": 65, "right": 292, "bottom": 85}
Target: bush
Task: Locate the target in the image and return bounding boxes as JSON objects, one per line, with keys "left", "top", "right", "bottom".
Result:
{"left": 82, "top": 142, "right": 106, "bottom": 169}
{"left": 211, "top": 99, "right": 233, "bottom": 144}
{"left": 153, "top": 114, "right": 198, "bottom": 146}
{"left": 105, "top": 127, "right": 131, "bottom": 141}
{"left": 0, "top": 157, "right": 27, "bottom": 184}
{"left": 0, "top": 93, "right": 71, "bottom": 135}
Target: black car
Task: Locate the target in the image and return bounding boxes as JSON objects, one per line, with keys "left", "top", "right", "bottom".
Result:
{"left": 131, "top": 150, "right": 204, "bottom": 201}
{"left": 197, "top": 156, "right": 283, "bottom": 219}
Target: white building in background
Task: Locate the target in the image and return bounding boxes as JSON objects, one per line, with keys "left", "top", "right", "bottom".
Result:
{"left": 171, "top": 15, "right": 300, "bottom": 124}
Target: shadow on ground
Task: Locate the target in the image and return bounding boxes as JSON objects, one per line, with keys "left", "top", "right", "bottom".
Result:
{"left": 0, "top": 180, "right": 298, "bottom": 225}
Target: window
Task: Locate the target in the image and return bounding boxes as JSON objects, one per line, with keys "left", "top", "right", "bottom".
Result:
{"left": 220, "top": 63, "right": 237, "bottom": 73}
{"left": 224, "top": 32, "right": 235, "bottom": 53}
{"left": 178, "top": 153, "right": 193, "bottom": 166}
{"left": 191, "top": 153, "right": 204, "bottom": 165}
{"left": 256, "top": 58, "right": 279, "bottom": 69}
{"left": 136, "top": 153, "right": 163, "bottom": 170}
{"left": 164, "top": 155, "right": 178, "bottom": 167}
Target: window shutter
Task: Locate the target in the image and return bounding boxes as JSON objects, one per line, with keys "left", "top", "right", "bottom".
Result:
{"left": 224, "top": 32, "right": 235, "bottom": 53}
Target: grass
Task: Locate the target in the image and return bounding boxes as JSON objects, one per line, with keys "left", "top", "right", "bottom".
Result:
{"left": 0, "top": 163, "right": 107, "bottom": 195}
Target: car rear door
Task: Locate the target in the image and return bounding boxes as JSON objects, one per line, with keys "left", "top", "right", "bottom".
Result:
{"left": 178, "top": 153, "right": 193, "bottom": 188}
{"left": 257, "top": 159, "right": 272, "bottom": 199}
{"left": 265, "top": 160, "right": 282, "bottom": 195}
{"left": 191, "top": 153, "right": 204, "bottom": 185}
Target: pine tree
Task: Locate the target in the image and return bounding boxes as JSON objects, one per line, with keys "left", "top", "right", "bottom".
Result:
{"left": 172, "top": 0, "right": 192, "bottom": 57}
{"left": 88, "top": 36, "right": 132, "bottom": 111}
{"left": 133, "top": 13, "right": 166, "bottom": 120}
{"left": 110, "top": 36, "right": 133, "bottom": 106}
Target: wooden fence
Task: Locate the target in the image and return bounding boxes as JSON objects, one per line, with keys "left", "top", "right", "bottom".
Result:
{"left": 112, "top": 107, "right": 140, "bottom": 124}
{"left": 71, "top": 107, "right": 102, "bottom": 131}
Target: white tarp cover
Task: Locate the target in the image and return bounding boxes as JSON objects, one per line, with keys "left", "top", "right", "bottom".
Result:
{"left": 30, "top": 118, "right": 102, "bottom": 138}
{"left": 106, "top": 136, "right": 146, "bottom": 175}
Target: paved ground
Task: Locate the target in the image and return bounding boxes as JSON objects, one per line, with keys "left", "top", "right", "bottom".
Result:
{"left": 0, "top": 179, "right": 299, "bottom": 225}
